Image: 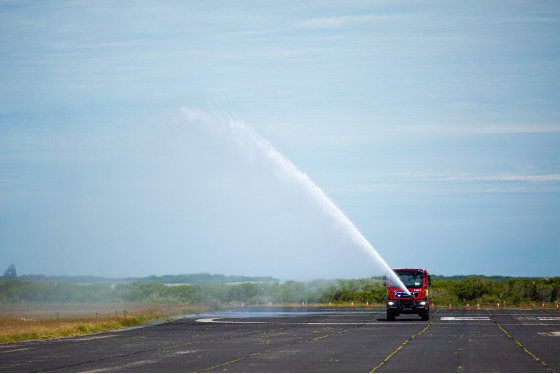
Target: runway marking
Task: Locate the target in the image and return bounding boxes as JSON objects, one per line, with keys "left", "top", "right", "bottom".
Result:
{"left": 196, "top": 318, "right": 266, "bottom": 324}
{"left": 538, "top": 317, "right": 560, "bottom": 321}
{"left": 85, "top": 359, "right": 158, "bottom": 373}
{"left": 0, "top": 348, "right": 35, "bottom": 354}
{"left": 440, "top": 317, "right": 490, "bottom": 321}
{"left": 538, "top": 331, "right": 560, "bottom": 337}
{"left": 196, "top": 318, "right": 426, "bottom": 325}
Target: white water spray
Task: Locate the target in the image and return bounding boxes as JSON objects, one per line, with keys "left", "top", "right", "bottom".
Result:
{"left": 181, "top": 107, "right": 409, "bottom": 294}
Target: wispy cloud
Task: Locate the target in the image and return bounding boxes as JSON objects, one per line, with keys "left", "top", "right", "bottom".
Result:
{"left": 300, "top": 16, "right": 349, "bottom": 28}
{"left": 390, "top": 172, "right": 560, "bottom": 183}
{"left": 328, "top": 172, "right": 560, "bottom": 197}
{"left": 396, "top": 124, "right": 560, "bottom": 135}
{"left": 300, "top": 14, "right": 408, "bottom": 28}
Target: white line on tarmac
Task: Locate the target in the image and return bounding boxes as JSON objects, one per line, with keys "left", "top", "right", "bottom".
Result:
{"left": 196, "top": 318, "right": 266, "bottom": 324}
{"left": 196, "top": 318, "right": 428, "bottom": 325}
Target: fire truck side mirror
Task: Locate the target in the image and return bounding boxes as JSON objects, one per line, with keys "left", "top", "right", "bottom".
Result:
{"left": 382, "top": 275, "right": 387, "bottom": 286}
{"left": 427, "top": 275, "right": 431, "bottom": 286}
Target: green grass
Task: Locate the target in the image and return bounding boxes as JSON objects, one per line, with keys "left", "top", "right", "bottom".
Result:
{"left": 0, "top": 303, "right": 211, "bottom": 343}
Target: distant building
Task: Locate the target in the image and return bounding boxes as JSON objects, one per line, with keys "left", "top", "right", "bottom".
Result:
{"left": 3, "top": 264, "right": 18, "bottom": 279}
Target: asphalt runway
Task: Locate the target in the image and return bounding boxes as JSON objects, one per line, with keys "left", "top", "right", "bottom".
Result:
{"left": 1, "top": 306, "right": 559, "bottom": 372}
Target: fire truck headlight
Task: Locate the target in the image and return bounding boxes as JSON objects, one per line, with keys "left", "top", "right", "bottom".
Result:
{"left": 418, "top": 301, "right": 427, "bottom": 306}
{"left": 387, "top": 301, "right": 395, "bottom": 306}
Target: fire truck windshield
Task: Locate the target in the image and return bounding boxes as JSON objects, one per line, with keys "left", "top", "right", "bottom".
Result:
{"left": 397, "top": 273, "right": 424, "bottom": 288}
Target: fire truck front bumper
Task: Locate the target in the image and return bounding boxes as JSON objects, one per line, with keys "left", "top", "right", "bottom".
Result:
{"left": 386, "top": 299, "right": 429, "bottom": 314}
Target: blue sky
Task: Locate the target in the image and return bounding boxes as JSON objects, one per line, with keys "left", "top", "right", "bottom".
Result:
{"left": 1, "top": 1, "right": 559, "bottom": 279}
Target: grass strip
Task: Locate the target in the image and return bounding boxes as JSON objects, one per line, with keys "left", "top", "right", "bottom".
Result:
{"left": 0, "top": 305, "right": 208, "bottom": 343}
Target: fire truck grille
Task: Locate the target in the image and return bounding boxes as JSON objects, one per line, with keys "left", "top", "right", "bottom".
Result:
{"left": 402, "top": 300, "right": 414, "bottom": 308}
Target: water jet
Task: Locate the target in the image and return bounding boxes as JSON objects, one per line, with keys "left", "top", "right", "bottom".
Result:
{"left": 181, "top": 107, "right": 409, "bottom": 293}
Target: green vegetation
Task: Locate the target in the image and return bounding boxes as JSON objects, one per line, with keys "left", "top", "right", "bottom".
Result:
{"left": 14, "top": 273, "right": 278, "bottom": 285}
{"left": 0, "top": 278, "right": 384, "bottom": 305}
{"left": 1, "top": 275, "right": 559, "bottom": 307}
{"left": 431, "top": 274, "right": 540, "bottom": 283}
{"left": 0, "top": 303, "right": 211, "bottom": 343}
{"left": 430, "top": 277, "right": 560, "bottom": 306}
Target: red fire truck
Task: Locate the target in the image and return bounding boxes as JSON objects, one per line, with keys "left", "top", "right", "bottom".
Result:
{"left": 383, "top": 269, "right": 431, "bottom": 321}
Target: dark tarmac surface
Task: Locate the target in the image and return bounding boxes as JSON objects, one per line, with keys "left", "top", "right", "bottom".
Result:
{"left": 1, "top": 306, "right": 559, "bottom": 372}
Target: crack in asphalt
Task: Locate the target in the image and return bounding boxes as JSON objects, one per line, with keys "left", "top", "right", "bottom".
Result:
{"left": 370, "top": 309, "right": 438, "bottom": 373}
{"left": 37, "top": 319, "right": 310, "bottom": 372}
{"left": 486, "top": 309, "right": 554, "bottom": 373}
{"left": 197, "top": 315, "right": 381, "bottom": 372}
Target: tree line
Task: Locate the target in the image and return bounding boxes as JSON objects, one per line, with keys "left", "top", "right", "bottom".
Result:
{"left": 431, "top": 277, "right": 560, "bottom": 306}
{"left": 0, "top": 277, "right": 558, "bottom": 306}
{"left": 12, "top": 272, "right": 278, "bottom": 285}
